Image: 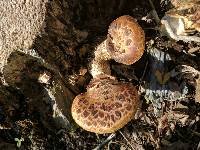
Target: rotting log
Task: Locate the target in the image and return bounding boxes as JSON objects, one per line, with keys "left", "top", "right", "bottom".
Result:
{"left": 3, "top": 50, "right": 77, "bottom": 130}
{"left": 0, "top": 0, "right": 88, "bottom": 131}
{"left": 0, "top": 0, "right": 48, "bottom": 73}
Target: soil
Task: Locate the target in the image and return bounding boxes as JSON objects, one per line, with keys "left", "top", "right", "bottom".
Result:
{"left": 0, "top": 0, "right": 200, "bottom": 150}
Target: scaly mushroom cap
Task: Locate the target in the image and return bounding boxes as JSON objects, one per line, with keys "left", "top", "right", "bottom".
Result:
{"left": 71, "top": 75, "right": 139, "bottom": 134}
{"left": 107, "top": 15, "right": 145, "bottom": 65}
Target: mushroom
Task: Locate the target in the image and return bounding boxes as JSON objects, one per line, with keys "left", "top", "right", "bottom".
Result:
{"left": 107, "top": 15, "right": 145, "bottom": 65}
{"left": 90, "top": 15, "right": 145, "bottom": 78}
{"left": 71, "top": 15, "right": 145, "bottom": 134}
{"left": 71, "top": 75, "right": 139, "bottom": 134}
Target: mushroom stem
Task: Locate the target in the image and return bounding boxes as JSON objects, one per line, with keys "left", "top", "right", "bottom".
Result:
{"left": 90, "top": 40, "right": 112, "bottom": 78}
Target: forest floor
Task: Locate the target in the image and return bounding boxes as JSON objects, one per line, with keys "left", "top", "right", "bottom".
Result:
{"left": 0, "top": 0, "right": 200, "bottom": 150}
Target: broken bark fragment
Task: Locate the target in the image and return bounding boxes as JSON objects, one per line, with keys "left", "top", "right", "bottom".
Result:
{"left": 3, "top": 51, "right": 75, "bottom": 131}
{"left": 0, "top": 0, "right": 48, "bottom": 73}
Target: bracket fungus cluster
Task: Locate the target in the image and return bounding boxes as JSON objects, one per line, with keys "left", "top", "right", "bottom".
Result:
{"left": 71, "top": 15, "right": 145, "bottom": 134}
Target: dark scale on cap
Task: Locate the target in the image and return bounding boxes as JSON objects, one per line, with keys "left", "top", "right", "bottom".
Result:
{"left": 93, "top": 121, "right": 97, "bottom": 126}
{"left": 121, "top": 49, "right": 126, "bottom": 53}
{"left": 81, "top": 111, "right": 86, "bottom": 118}
{"left": 125, "top": 104, "right": 132, "bottom": 111}
{"left": 115, "top": 102, "right": 122, "bottom": 108}
{"left": 119, "top": 86, "right": 126, "bottom": 91}
{"left": 88, "top": 104, "right": 95, "bottom": 111}
{"left": 78, "top": 98, "right": 85, "bottom": 105}
{"left": 115, "top": 111, "right": 122, "bottom": 119}
{"left": 101, "top": 90, "right": 110, "bottom": 97}
{"left": 106, "top": 105, "right": 112, "bottom": 111}
{"left": 115, "top": 46, "right": 121, "bottom": 52}
{"left": 123, "top": 91, "right": 129, "bottom": 97}
{"left": 124, "top": 28, "right": 132, "bottom": 36}
{"left": 99, "top": 121, "right": 106, "bottom": 127}
{"left": 76, "top": 109, "right": 81, "bottom": 114}
{"left": 107, "top": 40, "right": 115, "bottom": 52}
{"left": 103, "top": 95, "right": 109, "bottom": 100}
{"left": 96, "top": 83, "right": 102, "bottom": 89}
{"left": 104, "top": 115, "right": 108, "bottom": 121}
{"left": 110, "top": 103, "right": 115, "bottom": 109}
{"left": 103, "top": 84, "right": 111, "bottom": 90}
{"left": 86, "top": 121, "right": 92, "bottom": 126}
{"left": 83, "top": 100, "right": 89, "bottom": 105}
{"left": 116, "top": 94, "right": 125, "bottom": 101}
{"left": 97, "top": 103, "right": 105, "bottom": 109}
{"left": 111, "top": 114, "right": 116, "bottom": 122}
{"left": 93, "top": 113, "right": 98, "bottom": 119}
{"left": 120, "top": 108, "right": 125, "bottom": 113}
{"left": 91, "top": 110, "right": 98, "bottom": 116}
{"left": 99, "top": 111, "right": 104, "bottom": 118}
{"left": 83, "top": 111, "right": 90, "bottom": 117}
{"left": 100, "top": 103, "right": 106, "bottom": 111}
{"left": 107, "top": 123, "right": 111, "bottom": 127}
{"left": 105, "top": 114, "right": 110, "bottom": 120}
{"left": 126, "top": 39, "right": 132, "bottom": 46}
{"left": 125, "top": 98, "right": 131, "bottom": 103}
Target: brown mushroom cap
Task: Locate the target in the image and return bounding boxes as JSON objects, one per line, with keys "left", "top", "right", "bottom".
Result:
{"left": 107, "top": 15, "right": 145, "bottom": 65}
{"left": 71, "top": 75, "right": 139, "bottom": 134}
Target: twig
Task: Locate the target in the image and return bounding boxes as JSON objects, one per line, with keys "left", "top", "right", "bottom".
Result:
{"left": 93, "top": 133, "right": 116, "bottom": 150}
{"left": 148, "top": 0, "right": 161, "bottom": 25}
{"left": 197, "top": 141, "right": 200, "bottom": 150}
{"left": 119, "top": 131, "right": 135, "bottom": 150}
{"left": 140, "top": 61, "right": 148, "bottom": 83}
